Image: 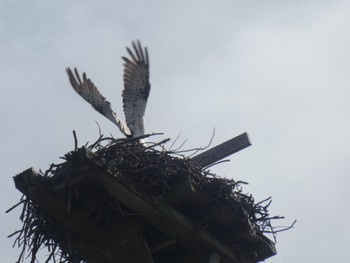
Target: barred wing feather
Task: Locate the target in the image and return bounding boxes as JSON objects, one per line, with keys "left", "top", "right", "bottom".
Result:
{"left": 122, "top": 41, "right": 150, "bottom": 137}
{"left": 66, "top": 67, "right": 131, "bottom": 136}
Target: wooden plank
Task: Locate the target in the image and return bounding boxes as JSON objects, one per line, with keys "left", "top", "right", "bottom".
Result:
{"left": 165, "top": 178, "right": 239, "bottom": 223}
{"left": 14, "top": 168, "right": 103, "bottom": 241}
{"left": 164, "top": 176, "right": 277, "bottom": 261}
{"left": 80, "top": 147, "right": 240, "bottom": 263}
{"left": 150, "top": 239, "right": 176, "bottom": 253}
{"left": 191, "top": 133, "right": 251, "bottom": 167}
{"left": 13, "top": 168, "right": 111, "bottom": 263}
{"left": 209, "top": 252, "right": 221, "bottom": 263}
{"left": 165, "top": 177, "right": 196, "bottom": 203}
{"left": 14, "top": 168, "right": 156, "bottom": 263}
{"left": 165, "top": 179, "right": 241, "bottom": 224}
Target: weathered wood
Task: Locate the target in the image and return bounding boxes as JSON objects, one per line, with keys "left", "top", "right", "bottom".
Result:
{"left": 14, "top": 168, "right": 110, "bottom": 263}
{"left": 79, "top": 147, "right": 240, "bottom": 263}
{"left": 165, "top": 177, "right": 196, "bottom": 204}
{"left": 13, "top": 139, "right": 277, "bottom": 263}
{"left": 105, "top": 218, "right": 154, "bottom": 263}
{"left": 150, "top": 239, "right": 177, "bottom": 253}
{"left": 209, "top": 252, "right": 221, "bottom": 263}
{"left": 166, "top": 178, "right": 241, "bottom": 224}
{"left": 191, "top": 132, "right": 251, "bottom": 167}
{"left": 165, "top": 177, "right": 277, "bottom": 260}
{"left": 13, "top": 168, "right": 154, "bottom": 263}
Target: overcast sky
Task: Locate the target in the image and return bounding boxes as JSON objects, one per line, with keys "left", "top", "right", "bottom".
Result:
{"left": 1, "top": 0, "right": 350, "bottom": 262}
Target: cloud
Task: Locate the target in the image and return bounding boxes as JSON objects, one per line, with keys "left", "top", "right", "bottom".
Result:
{"left": 1, "top": 1, "right": 350, "bottom": 262}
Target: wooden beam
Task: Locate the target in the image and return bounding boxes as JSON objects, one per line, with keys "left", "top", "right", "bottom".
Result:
{"left": 13, "top": 168, "right": 110, "bottom": 263}
{"left": 209, "top": 252, "right": 221, "bottom": 263}
{"left": 150, "top": 239, "right": 176, "bottom": 253}
{"left": 164, "top": 177, "right": 277, "bottom": 260}
{"left": 14, "top": 168, "right": 155, "bottom": 263}
{"left": 80, "top": 147, "right": 240, "bottom": 263}
{"left": 191, "top": 132, "right": 251, "bottom": 167}
{"left": 165, "top": 177, "right": 197, "bottom": 204}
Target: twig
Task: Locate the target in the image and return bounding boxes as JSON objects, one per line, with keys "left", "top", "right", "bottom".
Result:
{"left": 72, "top": 130, "right": 78, "bottom": 150}
{"left": 265, "top": 220, "right": 297, "bottom": 233}
{"left": 168, "top": 133, "right": 181, "bottom": 151}
{"left": 203, "top": 159, "right": 230, "bottom": 169}
{"left": 5, "top": 199, "right": 25, "bottom": 214}
{"left": 95, "top": 121, "right": 102, "bottom": 138}
{"left": 9, "top": 130, "right": 291, "bottom": 262}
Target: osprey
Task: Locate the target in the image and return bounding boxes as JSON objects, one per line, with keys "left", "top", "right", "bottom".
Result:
{"left": 66, "top": 40, "right": 150, "bottom": 138}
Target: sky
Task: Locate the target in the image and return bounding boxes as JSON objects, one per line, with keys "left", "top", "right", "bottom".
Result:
{"left": 1, "top": 0, "right": 350, "bottom": 262}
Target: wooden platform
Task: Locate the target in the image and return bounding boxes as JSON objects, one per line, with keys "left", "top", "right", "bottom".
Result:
{"left": 13, "top": 133, "right": 276, "bottom": 263}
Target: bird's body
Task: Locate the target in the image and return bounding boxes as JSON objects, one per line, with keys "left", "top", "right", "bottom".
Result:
{"left": 66, "top": 40, "right": 150, "bottom": 138}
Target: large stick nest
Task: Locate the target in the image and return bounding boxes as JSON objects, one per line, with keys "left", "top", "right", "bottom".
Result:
{"left": 8, "top": 134, "right": 290, "bottom": 263}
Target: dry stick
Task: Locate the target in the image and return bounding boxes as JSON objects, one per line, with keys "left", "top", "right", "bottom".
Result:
{"left": 170, "top": 137, "right": 188, "bottom": 152}
{"left": 187, "top": 128, "right": 216, "bottom": 157}
{"left": 72, "top": 130, "right": 78, "bottom": 150}
{"left": 146, "top": 138, "right": 171, "bottom": 148}
{"left": 264, "top": 219, "right": 297, "bottom": 233}
{"left": 5, "top": 199, "right": 25, "bottom": 214}
{"left": 95, "top": 121, "right": 102, "bottom": 138}
{"left": 10, "top": 133, "right": 287, "bottom": 262}
{"left": 168, "top": 133, "right": 182, "bottom": 151}
{"left": 256, "top": 196, "right": 272, "bottom": 206}
{"left": 204, "top": 159, "right": 230, "bottom": 169}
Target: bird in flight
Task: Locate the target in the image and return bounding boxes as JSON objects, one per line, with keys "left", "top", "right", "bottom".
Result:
{"left": 66, "top": 40, "right": 150, "bottom": 138}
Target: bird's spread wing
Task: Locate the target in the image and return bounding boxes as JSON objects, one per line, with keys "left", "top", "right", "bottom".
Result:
{"left": 66, "top": 67, "right": 131, "bottom": 136}
{"left": 122, "top": 40, "right": 150, "bottom": 137}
